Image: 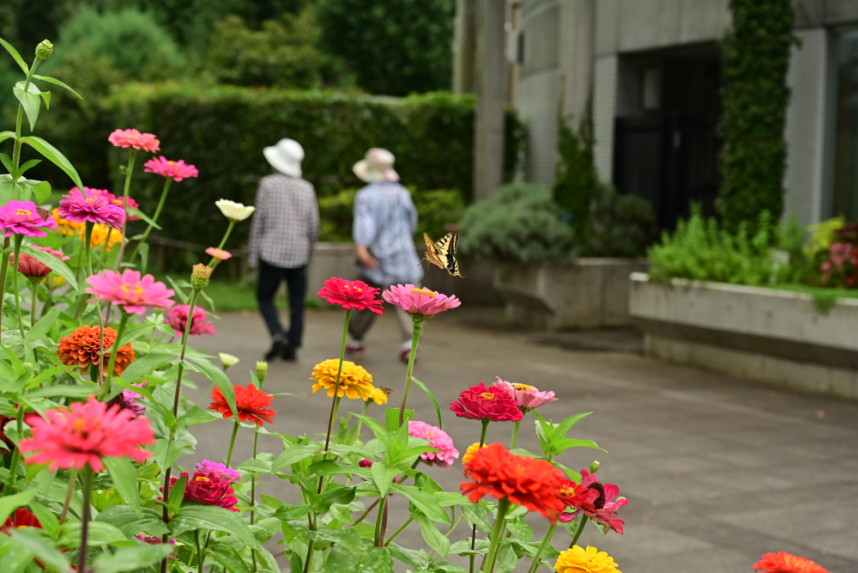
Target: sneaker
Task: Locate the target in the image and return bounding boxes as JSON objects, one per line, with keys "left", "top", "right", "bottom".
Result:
{"left": 279, "top": 343, "right": 296, "bottom": 362}
{"left": 265, "top": 339, "right": 293, "bottom": 361}
{"left": 346, "top": 341, "right": 365, "bottom": 357}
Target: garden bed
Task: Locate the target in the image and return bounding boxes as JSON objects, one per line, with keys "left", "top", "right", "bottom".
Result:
{"left": 629, "top": 273, "right": 858, "bottom": 398}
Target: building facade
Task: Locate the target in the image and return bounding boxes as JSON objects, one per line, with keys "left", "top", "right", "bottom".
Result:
{"left": 491, "top": 0, "right": 858, "bottom": 227}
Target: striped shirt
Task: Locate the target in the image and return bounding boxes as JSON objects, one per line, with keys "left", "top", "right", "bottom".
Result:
{"left": 248, "top": 174, "right": 319, "bottom": 269}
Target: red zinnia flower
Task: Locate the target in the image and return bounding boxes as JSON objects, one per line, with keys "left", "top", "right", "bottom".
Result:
{"left": 559, "top": 469, "right": 627, "bottom": 534}
{"left": 318, "top": 277, "right": 383, "bottom": 315}
{"left": 208, "top": 384, "right": 275, "bottom": 426}
{"left": 557, "top": 478, "right": 599, "bottom": 515}
{"left": 754, "top": 552, "right": 829, "bottom": 573}
{"left": 165, "top": 471, "right": 239, "bottom": 512}
{"left": 1, "top": 508, "right": 42, "bottom": 535}
{"left": 450, "top": 382, "right": 523, "bottom": 422}
{"left": 461, "top": 443, "right": 566, "bottom": 522}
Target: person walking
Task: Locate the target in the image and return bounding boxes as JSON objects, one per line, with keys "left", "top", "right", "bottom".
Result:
{"left": 348, "top": 148, "right": 423, "bottom": 362}
{"left": 249, "top": 138, "right": 319, "bottom": 361}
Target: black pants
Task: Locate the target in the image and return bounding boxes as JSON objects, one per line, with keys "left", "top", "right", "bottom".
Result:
{"left": 257, "top": 260, "right": 307, "bottom": 348}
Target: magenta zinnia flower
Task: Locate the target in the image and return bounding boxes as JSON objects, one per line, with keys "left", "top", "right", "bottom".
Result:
{"left": 88, "top": 188, "right": 140, "bottom": 221}
{"left": 450, "top": 382, "right": 523, "bottom": 422}
{"left": 167, "top": 471, "right": 239, "bottom": 512}
{"left": 86, "top": 269, "right": 174, "bottom": 315}
{"left": 144, "top": 156, "right": 199, "bottom": 182}
{"left": 194, "top": 460, "right": 242, "bottom": 484}
{"left": 494, "top": 377, "right": 557, "bottom": 411}
{"left": 108, "top": 129, "right": 160, "bottom": 152}
{"left": 408, "top": 420, "right": 460, "bottom": 468}
{"left": 205, "top": 247, "right": 232, "bottom": 261}
{"left": 0, "top": 200, "right": 57, "bottom": 238}
{"left": 382, "top": 284, "right": 461, "bottom": 318}
{"left": 165, "top": 304, "right": 216, "bottom": 337}
{"left": 58, "top": 187, "right": 125, "bottom": 229}
{"left": 558, "top": 469, "right": 627, "bottom": 534}
{"left": 19, "top": 395, "right": 154, "bottom": 472}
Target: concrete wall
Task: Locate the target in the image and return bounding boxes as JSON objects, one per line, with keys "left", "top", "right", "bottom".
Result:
{"left": 794, "top": 0, "right": 858, "bottom": 28}
{"left": 593, "top": 55, "right": 618, "bottom": 182}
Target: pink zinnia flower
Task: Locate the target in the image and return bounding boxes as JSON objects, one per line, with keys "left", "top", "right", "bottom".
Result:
{"left": 166, "top": 471, "right": 239, "bottom": 512}
{"left": 19, "top": 395, "right": 154, "bottom": 472}
{"left": 558, "top": 469, "right": 627, "bottom": 534}
{"left": 9, "top": 246, "right": 69, "bottom": 280}
{"left": 205, "top": 247, "right": 232, "bottom": 261}
{"left": 137, "top": 535, "right": 177, "bottom": 545}
{"left": 58, "top": 187, "right": 125, "bottom": 229}
{"left": 165, "top": 304, "right": 216, "bottom": 337}
{"left": 86, "top": 269, "right": 174, "bottom": 315}
{"left": 194, "top": 460, "right": 242, "bottom": 484}
{"left": 88, "top": 188, "right": 140, "bottom": 221}
{"left": 144, "top": 156, "right": 199, "bottom": 182}
{"left": 108, "top": 129, "right": 160, "bottom": 152}
{"left": 382, "top": 284, "right": 461, "bottom": 318}
{"left": 408, "top": 421, "right": 460, "bottom": 468}
{"left": 106, "top": 383, "right": 147, "bottom": 419}
{"left": 494, "top": 377, "right": 557, "bottom": 411}
{"left": 0, "top": 200, "right": 57, "bottom": 238}
{"left": 450, "top": 382, "right": 523, "bottom": 423}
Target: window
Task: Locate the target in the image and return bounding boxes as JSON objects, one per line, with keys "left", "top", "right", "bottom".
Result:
{"left": 831, "top": 30, "right": 858, "bottom": 220}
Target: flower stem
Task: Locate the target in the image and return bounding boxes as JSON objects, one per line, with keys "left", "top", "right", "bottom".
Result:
{"left": 320, "top": 309, "right": 351, "bottom": 456}
{"left": 384, "top": 516, "right": 412, "bottom": 546}
{"left": 225, "top": 419, "right": 240, "bottom": 468}
{"left": 59, "top": 468, "right": 78, "bottom": 523}
{"left": 510, "top": 420, "right": 521, "bottom": 449}
{"left": 527, "top": 523, "right": 557, "bottom": 573}
{"left": 195, "top": 530, "right": 203, "bottom": 573}
{"left": 351, "top": 498, "right": 380, "bottom": 526}
{"left": 102, "top": 311, "right": 129, "bottom": 399}
{"left": 0, "top": 237, "right": 10, "bottom": 343}
{"left": 10, "top": 56, "right": 41, "bottom": 174}
{"left": 11, "top": 235, "right": 25, "bottom": 336}
{"left": 483, "top": 498, "right": 510, "bottom": 573}
{"left": 130, "top": 177, "right": 171, "bottom": 263}
{"left": 353, "top": 399, "right": 370, "bottom": 440}
{"left": 398, "top": 320, "right": 423, "bottom": 426}
{"left": 373, "top": 495, "right": 387, "bottom": 547}
{"left": 29, "top": 281, "right": 37, "bottom": 327}
{"left": 569, "top": 515, "right": 587, "bottom": 549}
{"left": 215, "top": 221, "right": 236, "bottom": 253}
{"left": 78, "top": 466, "right": 93, "bottom": 573}
{"left": 469, "top": 420, "right": 491, "bottom": 573}
{"left": 4, "top": 405, "right": 25, "bottom": 493}
{"left": 114, "top": 149, "right": 138, "bottom": 271}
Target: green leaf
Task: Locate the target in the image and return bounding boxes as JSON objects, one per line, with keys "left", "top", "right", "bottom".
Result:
{"left": 167, "top": 474, "right": 187, "bottom": 516}
{"left": 390, "top": 484, "right": 450, "bottom": 524}
{"left": 26, "top": 307, "right": 61, "bottom": 340}
{"left": 32, "top": 75, "right": 82, "bottom": 99}
{"left": 61, "top": 521, "right": 129, "bottom": 546}
{"left": 325, "top": 545, "right": 394, "bottom": 573}
{"left": 555, "top": 412, "right": 593, "bottom": 438}
{"left": 120, "top": 350, "right": 175, "bottom": 383}
{"left": 126, "top": 207, "right": 161, "bottom": 230}
{"left": 21, "top": 245, "right": 78, "bottom": 292}
{"left": 9, "top": 529, "right": 71, "bottom": 571}
{"left": 462, "top": 504, "right": 492, "bottom": 534}
{"left": 353, "top": 414, "right": 391, "bottom": 450}
{"left": 271, "top": 503, "right": 313, "bottom": 521}
{"left": 39, "top": 90, "right": 50, "bottom": 110}
{"left": 170, "top": 504, "right": 259, "bottom": 548}
{"left": 92, "top": 543, "right": 175, "bottom": 573}
{"left": 0, "top": 490, "right": 37, "bottom": 526}
{"left": 310, "top": 484, "right": 356, "bottom": 514}
{"left": 307, "top": 528, "right": 365, "bottom": 551}
{"left": 412, "top": 377, "right": 443, "bottom": 428}
{"left": 271, "top": 444, "right": 318, "bottom": 474}
{"left": 506, "top": 518, "right": 533, "bottom": 542}
{"left": 13, "top": 81, "right": 42, "bottom": 131}
{"left": 0, "top": 153, "right": 12, "bottom": 173}
{"left": 370, "top": 461, "right": 399, "bottom": 498}
{"left": 19, "top": 135, "right": 84, "bottom": 190}
{"left": 0, "top": 38, "right": 28, "bottom": 74}
{"left": 236, "top": 458, "right": 271, "bottom": 475}
{"left": 207, "top": 541, "right": 251, "bottom": 573}
{"left": 25, "top": 385, "right": 97, "bottom": 398}
{"left": 31, "top": 180, "right": 50, "bottom": 203}
{"left": 0, "top": 131, "right": 15, "bottom": 145}
{"left": 95, "top": 506, "right": 168, "bottom": 537}
{"left": 184, "top": 356, "right": 238, "bottom": 420}
{"left": 387, "top": 543, "right": 430, "bottom": 569}
{"left": 413, "top": 512, "right": 450, "bottom": 558}
{"left": 103, "top": 456, "right": 141, "bottom": 516}
{"left": 15, "top": 159, "right": 41, "bottom": 178}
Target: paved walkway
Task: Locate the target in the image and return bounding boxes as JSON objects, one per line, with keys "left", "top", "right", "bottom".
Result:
{"left": 188, "top": 307, "right": 858, "bottom": 573}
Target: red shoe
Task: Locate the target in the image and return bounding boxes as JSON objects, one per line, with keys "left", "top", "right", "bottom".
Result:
{"left": 399, "top": 347, "right": 418, "bottom": 363}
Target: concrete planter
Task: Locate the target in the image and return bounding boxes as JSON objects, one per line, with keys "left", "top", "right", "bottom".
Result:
{"left": 629, "top": 273, "right": 858, "bottom": 399}
{"left": 493, "top": 259, "right": 649, "bottom": 330}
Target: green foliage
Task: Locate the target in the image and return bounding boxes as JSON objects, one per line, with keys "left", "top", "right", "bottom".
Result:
{"left": 458, "top": 183, "right": 574, "bottom": 264}
{"left": 553, "top": 113, "right": 598, "bottom": 242}
{"left": 315, "top": 0, "right": 454, "bottom": 96}
{"left": 717, "top": 0, "right": 796, "bottom": 230}
{"left": 648, "top": 207, "right": 775, "bottom": 286}
{"left": 580, "top": 184, "right": 657, "bottom": 258}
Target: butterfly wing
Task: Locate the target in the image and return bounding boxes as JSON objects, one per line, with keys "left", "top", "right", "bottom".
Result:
{"left": 423, "top": 233, "right": 445, "bottom": 269}
{"left": 434, "top": 233, "right": 465, "bottom": 279}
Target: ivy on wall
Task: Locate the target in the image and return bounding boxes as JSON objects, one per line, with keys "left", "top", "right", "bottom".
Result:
{"left": 717, "top": 0, "right": 796, "bottom": 231}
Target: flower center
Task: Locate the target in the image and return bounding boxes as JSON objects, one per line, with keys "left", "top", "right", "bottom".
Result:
{"left": 194, "top": 476, "right": 210, "bottom": 483}
{"left": 588, "top": 481, "right": 606, "bottom": 510}
{"left": 85, "top": 199, "right": 94, "bottom": 203}
{"left": 479, "top": 392, "right": 495, "bottom": 399}
{"left": 120, "top": 283, "right": 145, "bottom": 301}
{"left": 514, "top": 383, "right": 536, "bottom": 391}
{"left": 168, "top": 161, "right": 175, "bottom": 165}
{"left": 15, "top": 209, "right": 31, "bottom": 217}
{"left": 410, "top": 288, "right": 436, "bottom": 298}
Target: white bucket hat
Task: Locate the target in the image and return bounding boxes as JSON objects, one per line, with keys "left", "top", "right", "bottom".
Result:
{"left": 353, "top": 148, "right": 399, "bottom": 183}
{"left": 264, "top": 138, "right": 304, "bottom": 178}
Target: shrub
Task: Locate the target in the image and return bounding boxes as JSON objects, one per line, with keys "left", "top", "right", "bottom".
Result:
{"left": 553, "top": 114, "right": 598, "bottom": 243}
{"left": 648, "top": 207, "right": 775, "bottom": 286}
{"left": 458, "top": 183, "right": 574, "bottom": 264}
{"left": 580, "top": 184, "right": 657, "bottom": 258}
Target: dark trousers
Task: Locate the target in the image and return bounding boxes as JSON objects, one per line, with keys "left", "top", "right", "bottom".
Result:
{"left": 257, "top": 260, "right": 307, "bottom": 348}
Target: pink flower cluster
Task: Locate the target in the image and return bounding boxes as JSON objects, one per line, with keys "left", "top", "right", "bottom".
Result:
{"left": 86, "top": 269, "right": 175, "bottom": 315}
{"left": 58, "top": 188, "right": 126, "bottom": 229}
{"left": 87, "top": 188, "right": 140, "bottom": 221}
{"left": 820, "top": 242, "right": 858, "bottom": 287}
{"left": 194, "top": 460, "right": 242, "bottom": 484}
{"left": 165, "top": 304, "right": 216, "bottom": 337}
{"left": 0, "top": 200, "right": 57, "bottom": 238}
{"left": 9, "top": 246, "right": 69, "bottom": 280}
{"left": 144, "top": 156, "right": 199, "bottom": 182}
{"left": 408, "top": 421, "right": 459, "bottom": 468}
{"left": 494, "top": 378, "right": 557, "bottom": 410}
{"left": 109, "top": 129, "right": 160, "bottom": 152}
{"left": 383, "top": 284, "right": 461, "bottom": 318}
{"left": 450, "top": 382, "right": 524, "bottom": 422}
{"left": 167, "top": 471, "right": 239, "bottom": 511}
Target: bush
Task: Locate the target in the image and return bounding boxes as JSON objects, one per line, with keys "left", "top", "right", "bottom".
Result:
{"left": 581, "top": 184, "right": 657, "bottom": 258}
{"left": 553, "top": 115, "right": 598, "bottom": 242}
{"left": 458, "top": 183, "right": 574, "bottom": 264}
{"left": 648, "top": 207, "right": 774, "bottom": 286}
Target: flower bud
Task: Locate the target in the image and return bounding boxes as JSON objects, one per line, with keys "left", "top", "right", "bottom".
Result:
{"left": 35, "top": 40, "right": 53, "bottom": 60}
{"left": 219, "top": 352, "right": 239, "bottom": 370}
{"left": 256, "top": 361, "right": 268, "bottom": 383}
{"left": 589, "top": 460, "right": 600, "bottom": 473}
{"left": 191, "top": 263, "right": 213, "bottom": 290}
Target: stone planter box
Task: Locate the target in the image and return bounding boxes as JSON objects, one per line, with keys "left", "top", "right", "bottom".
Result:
{"left": 493, "top": 259, "right": 649, "bottom": 330}
{"left": 629, "top": 273, "right": 858, "bottom": 399}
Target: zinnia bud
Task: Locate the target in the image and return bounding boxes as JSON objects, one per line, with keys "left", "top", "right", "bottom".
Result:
{"left": 219, "top": 353, "right": 239, "bottom": 370}
{"left": 589, "top": 460, "right": 600, "bottom": 473}
{"left": 35, "top": 40, "right": 53, "bottom": 60}
{"left": 191, "top": 263, "right": 213, "bottom": 290}
{"left": 256, "top": 361, "right": 268, "bottom": 383}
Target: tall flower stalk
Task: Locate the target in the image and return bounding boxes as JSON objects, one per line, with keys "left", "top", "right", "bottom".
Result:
{"left": 113, "top": 149, "right": 138, "bottom": 270}
{"left": 128, "top": 177, "right": 169, "bottom": 262}
{"left": 11, "top": 234, "right": 26, "bottom": 335}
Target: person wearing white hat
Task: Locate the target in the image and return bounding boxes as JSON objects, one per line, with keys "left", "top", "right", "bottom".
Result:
{"left": 348, "top": 148, "right": 424, "bottom": 362}
{"left": 249, "top": 138, "right": 319, "bottom": 361}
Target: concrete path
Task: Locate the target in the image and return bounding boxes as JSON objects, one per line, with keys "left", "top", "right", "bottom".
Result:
{"left": 187, "top": 307, "right": 858, "bottom": 573}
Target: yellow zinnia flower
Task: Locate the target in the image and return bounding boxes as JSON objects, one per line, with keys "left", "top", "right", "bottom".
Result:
{"left": 462, "top": 442, "right": 487, "bottom": 465}
{"left": 310, "top": 359, "right": 374, "bottom": 400}
{"left": 555, "top": 546, "right": 621, "bottom": 573}
{"left": 364, "top": 385, "right": 391, "bottom": 405}
{"left": 52, "top": 209, "right": 84, "bottom": 236}
{"left": 89, "top": 223, "right": 122, "bottom": 251}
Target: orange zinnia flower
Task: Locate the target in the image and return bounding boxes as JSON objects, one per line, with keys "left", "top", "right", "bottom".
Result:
{"left": 460, "top": 443, "right": 566, "bottom": 522}
{"left": 754, "top": 552, "right": 829, "bottom": 573}
{"left": 57, "top": 325, "right": 135, "bottom": 376}
{"left": 208, "top": 384, "right": 275, "bottom": 426}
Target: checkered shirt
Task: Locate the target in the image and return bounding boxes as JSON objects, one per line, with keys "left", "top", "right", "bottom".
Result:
{"left": 248, "top": 174, "right": 319, "bottom": 269}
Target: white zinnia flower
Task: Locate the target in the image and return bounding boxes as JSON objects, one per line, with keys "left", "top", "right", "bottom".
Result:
{"left": 215, "top": 199, "right": 255, "bottom": 222}
{"left": 219, "top": 352, "right": 240, "bottom": 370}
